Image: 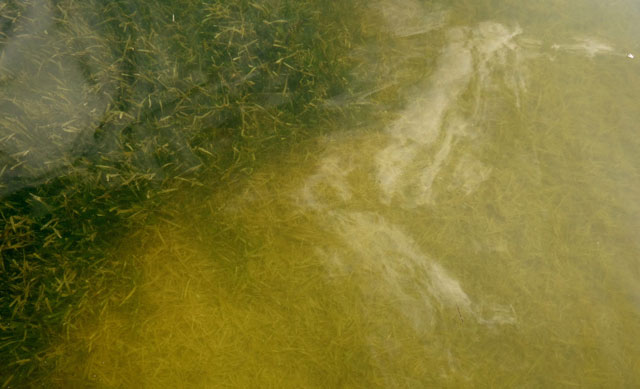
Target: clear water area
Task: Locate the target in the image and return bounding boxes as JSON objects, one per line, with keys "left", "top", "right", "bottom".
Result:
{"left": 6, "top": 0, "right": 640, "bottom": 387}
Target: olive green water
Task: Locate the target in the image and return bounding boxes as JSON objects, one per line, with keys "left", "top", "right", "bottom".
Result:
{"left": 3, "top": 0, "right": 640, "bottom": 387}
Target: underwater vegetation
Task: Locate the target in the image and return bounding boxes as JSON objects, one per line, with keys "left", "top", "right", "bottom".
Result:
{"left": 0, "top": 0, "right": 387, "bottom": 384}
{"left": 2, "top": 0, "right": 640, "bottom": 387}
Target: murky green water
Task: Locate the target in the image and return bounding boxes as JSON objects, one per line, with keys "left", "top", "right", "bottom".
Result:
{"left": 2, "top": 0, "right": 640, "bottom": 387}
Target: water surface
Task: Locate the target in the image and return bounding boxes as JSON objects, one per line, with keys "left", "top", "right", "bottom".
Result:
{"left": 3, "top": 0, "right": 640, "bottom": 387}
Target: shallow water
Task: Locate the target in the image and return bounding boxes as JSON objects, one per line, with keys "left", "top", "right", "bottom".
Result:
{"left": 3, "top": 0, "right": 640, "bottom": 387}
